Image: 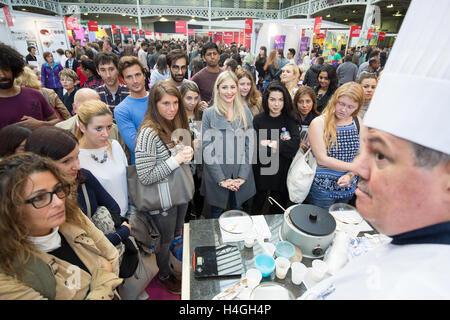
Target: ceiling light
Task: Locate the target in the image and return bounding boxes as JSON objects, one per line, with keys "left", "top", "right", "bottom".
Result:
{"left": 129, "top": 16, "right": 133, "bottom": 19}
{"left": 393, "top": 11, "right": 403, "bottom": 17}
{"left": 352, "top": 10, "right": 356, "bottom": 13}
{"left": 159, "top": 17, "right": 168, "bottom": 22}
{"left": 344, "top": 18, "right": 348, "bottom": 22}
{"left": 387, "top": 4, "right": 394, "bottom": 8}
{"left": 84, "top": 13, "right": 88, "bottom": 16}
{"left": 326, "top": 14, "right": 331, "bottom": 18}
{"left": 21, "top": 8, "right": 27, "bottom": 11}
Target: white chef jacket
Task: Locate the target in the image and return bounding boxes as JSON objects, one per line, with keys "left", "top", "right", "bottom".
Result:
{"left": 301, "top": 242, "right": 450, "bottom": 300}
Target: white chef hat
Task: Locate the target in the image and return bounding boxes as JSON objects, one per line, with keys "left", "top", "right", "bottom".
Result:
{"left": 363, "top": 0, "right": 450, "bottom": 155}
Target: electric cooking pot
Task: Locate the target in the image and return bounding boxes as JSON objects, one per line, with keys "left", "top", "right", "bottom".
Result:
{"left": 269, "top": 198, "right": 336, "bottom": 258}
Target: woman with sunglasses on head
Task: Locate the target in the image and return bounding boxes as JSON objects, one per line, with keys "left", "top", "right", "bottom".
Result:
{"left": 76, "top": 100, "right": 129, "bottom": 217}
{"left": 0, "top": 153, "right": 122, "bottom": 299}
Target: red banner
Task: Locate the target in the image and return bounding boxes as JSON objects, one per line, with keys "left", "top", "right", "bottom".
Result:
{"left": 244, "top": 19, "right": 253, "bottom": 35}
{"left": 378, "top": 32, "right": 386, "bottom": 41}
{"left": 111, "top": 24, "right": 117, "bottom": 34}
{"left": 313, "top": 16, "right": 322, "bottom": 34}
{"left": 2, "top": 7, "right": 13, "bottom": 27}
{"left": 188, "top": 29, "right": 194, "bottom": 36}
{"left": 159, "top": 32, "right": 162, "bottom": 37}
{"left": 301, "top": 29, "right": 305, "bottom": 37}
{"left": 121, "top": 26, "right": 129, "bottom": 34}
{"left": 208, "top": 31, "right": 213, "bottom": 37}
{"left": 131, "top": 28, "right": 137, "bottom": 35}
{"left": 350, "top": 25, "right": 361, "bottom": 38}
{"left": 145, "top": 30, "right": 152, "bottom": 36}
{"left": 88, "top": 20, "right": 98, "bottom": 32}
{"left": 367, "top": 29, "right": 374, "bottom": 39}
{"left": 139, "top": 29, "right": 144, "bottom": 35}
{"left": 175, "top": 21, "right": 187, "bottom": 34}
{"left": 65, "top": 17, "right": 79, "bottom": 30}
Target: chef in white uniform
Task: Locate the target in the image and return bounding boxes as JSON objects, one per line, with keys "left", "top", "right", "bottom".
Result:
{"left": 301, "top": 0, "right": 450, "bottom": 300}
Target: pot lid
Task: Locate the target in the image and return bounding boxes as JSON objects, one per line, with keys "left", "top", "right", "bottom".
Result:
{"left": 289, "top": 204, "right": 336, "bottom": 236}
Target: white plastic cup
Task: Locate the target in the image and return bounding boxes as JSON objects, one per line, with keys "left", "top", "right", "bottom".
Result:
{"left": 290, "top": 262, "right": 308, "bottom": 285}
{"left": 244, "top": 234, "right": 255, "bottom": 248}
{"left": 246, "top": 268, "right": 262, "bottom": 289}
{"left": 311, "top": 259, "right": 328, "bottom": 282}
{"left": 275, "top": 257, "right": 291, "bottom": 280}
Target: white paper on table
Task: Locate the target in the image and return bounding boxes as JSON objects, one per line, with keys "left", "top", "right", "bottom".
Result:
{"left": 220, "top": 215, "right": 272, "bottom": 243}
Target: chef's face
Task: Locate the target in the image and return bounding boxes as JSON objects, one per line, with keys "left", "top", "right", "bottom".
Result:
{"left": 353, "top": 128, "right": 447, "bottom": 236}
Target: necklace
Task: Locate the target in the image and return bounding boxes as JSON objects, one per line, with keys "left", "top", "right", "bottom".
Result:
{"left": 91, "top": 150, "right": 108, "bottom": 163}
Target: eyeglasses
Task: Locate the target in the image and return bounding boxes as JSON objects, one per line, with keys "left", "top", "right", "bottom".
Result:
{"left": 24, "top": 184, "right": 71, "bottom": 209}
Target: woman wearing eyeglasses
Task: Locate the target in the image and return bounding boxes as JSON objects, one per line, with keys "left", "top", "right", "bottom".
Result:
{"left": 0, "top": 153, "right": 122, "bottom": 299}
{"left": 307, "top": 82, "right": 366, "bottom": 209}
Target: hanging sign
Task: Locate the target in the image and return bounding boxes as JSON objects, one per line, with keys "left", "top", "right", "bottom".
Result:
{"left": 88, "top": 21, "right": 98, "bottom": 32}
{"left": 313, "top": 16, "right": 322, "bottom": 34}
{"left": 350, "top": 25, "right": 361, "bottom": 38}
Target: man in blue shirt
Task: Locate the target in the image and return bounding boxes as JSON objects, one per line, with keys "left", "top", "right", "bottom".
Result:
{"left": 114, "top": 56, "right": 148, "bottom": 164}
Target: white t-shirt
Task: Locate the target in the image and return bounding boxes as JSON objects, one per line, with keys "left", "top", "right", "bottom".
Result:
{"left": 79, "top": 139, "right": 129, "bottom": 216}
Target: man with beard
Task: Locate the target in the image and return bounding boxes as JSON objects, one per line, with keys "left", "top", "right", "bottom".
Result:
{"left": 166, "top": 49, "right": 192, "bottom": 90}
{"left": 0, "top": 44, "right": 59, "bottom": 130}
{"left": 95, "top": 52, "right": 130, "bottom": 114}
{"left": 301, "top": 0, "right": 450, "bottom": 300}
{"left": 191, "top": 42, "right": 222, "bottom": 106}
{"left": 114, "top": 56, "right": 148, "bottom": 164}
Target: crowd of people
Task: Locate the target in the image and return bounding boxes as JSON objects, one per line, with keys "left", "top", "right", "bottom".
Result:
{"left": 0, "top": 28, "right": 425, "bottom": 300}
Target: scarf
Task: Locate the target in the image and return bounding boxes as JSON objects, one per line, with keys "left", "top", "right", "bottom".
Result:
{"left": 28, "top": 227, "right": 61, "bottom": 252}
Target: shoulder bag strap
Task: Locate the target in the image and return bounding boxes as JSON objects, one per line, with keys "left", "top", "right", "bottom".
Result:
{"left": 353, "top": 116, "right": 360, "bottom": 134}
{"left": 81, "top": 183, "right": 92, "bottom": 219}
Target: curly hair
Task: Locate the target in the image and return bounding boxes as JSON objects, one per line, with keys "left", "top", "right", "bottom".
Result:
{"left": 0, "top": 43, "right": 25, "bottom": 79}
{"left": 0, "top": 153, "right": 87, "bottom": 279}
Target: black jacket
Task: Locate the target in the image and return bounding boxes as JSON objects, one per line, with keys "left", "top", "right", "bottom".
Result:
{"left": 303, "top": 63, "right": 323, "bottom": 88}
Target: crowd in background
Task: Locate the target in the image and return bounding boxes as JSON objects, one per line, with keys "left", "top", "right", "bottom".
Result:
{"left": 0, "top": 34, "right": 388, "bottom": 299}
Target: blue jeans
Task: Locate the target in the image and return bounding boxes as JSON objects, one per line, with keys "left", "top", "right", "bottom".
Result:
{"left": 210, "top": 191, "right": 242, "bottom": 219}
{"left": 307, "top": 182, "right": 354, "bottom": 210}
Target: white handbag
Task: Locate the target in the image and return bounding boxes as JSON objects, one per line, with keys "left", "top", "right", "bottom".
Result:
{"left": 286, "top": 148, "right": 317, "bottom": 204}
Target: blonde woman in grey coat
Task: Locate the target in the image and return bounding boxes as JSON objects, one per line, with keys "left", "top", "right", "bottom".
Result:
{"left": 201, "top": 71, "right": 256, "bottom": 219}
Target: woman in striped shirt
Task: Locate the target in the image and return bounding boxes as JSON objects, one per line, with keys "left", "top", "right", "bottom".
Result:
{"left": 134, "top": 81, "right": 193, "bottom": 295}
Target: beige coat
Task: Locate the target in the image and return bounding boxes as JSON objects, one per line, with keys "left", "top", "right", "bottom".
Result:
{"left": 0, "top": 212, "right": 123, "bottom": 300}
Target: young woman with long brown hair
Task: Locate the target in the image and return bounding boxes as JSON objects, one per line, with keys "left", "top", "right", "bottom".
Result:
{"left": 235, "top": 67, "right": 263, "bottom": 116}
{"left": 134, "top": 81, "right": 193, "bottom": 294}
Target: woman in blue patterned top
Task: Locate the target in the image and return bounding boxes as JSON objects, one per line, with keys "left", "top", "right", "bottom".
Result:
{"left": 307, "top": 82, "right": 366, "bottom": 209}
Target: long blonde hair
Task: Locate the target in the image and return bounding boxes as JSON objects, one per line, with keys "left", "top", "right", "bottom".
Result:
{"left": 212, "top": 71, "right": 248, "bottom": 130}
{"left": 76, "top": 100, "right": 113, "bottom": 153}
{"left": 322, "top": 82, "right": 364, "bottom": 152}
